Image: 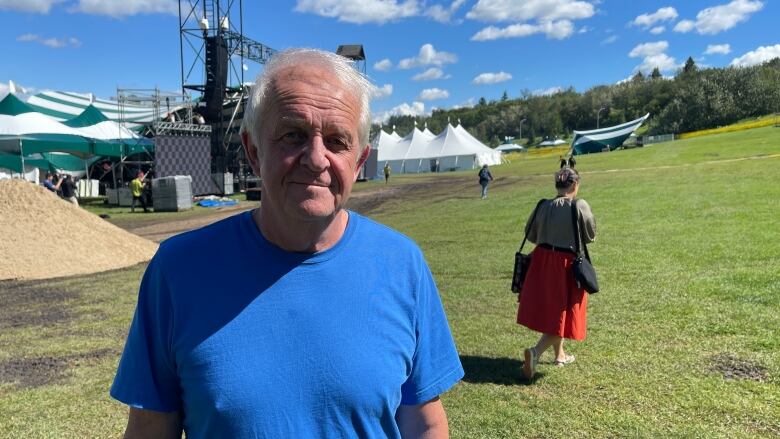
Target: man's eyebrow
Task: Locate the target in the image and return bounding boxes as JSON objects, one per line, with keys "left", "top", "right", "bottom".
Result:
{"left": 277, "top": 116, "right": 308, "bottom": 127}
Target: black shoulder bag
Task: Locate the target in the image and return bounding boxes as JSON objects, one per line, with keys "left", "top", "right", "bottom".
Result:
{"left": 511, "top": 199, "right": 546, "bottom": 294}
{"left": 571, "top": 200, "right": 599, "bottom": 294}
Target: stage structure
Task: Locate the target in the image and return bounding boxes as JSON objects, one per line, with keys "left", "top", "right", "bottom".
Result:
{"left": 178, "top": 0, "right": 276, "bottom": 182}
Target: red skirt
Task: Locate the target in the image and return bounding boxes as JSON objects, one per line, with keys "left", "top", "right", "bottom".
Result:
{"left": 517, "top": 246, "right": 588, "bottom": 340}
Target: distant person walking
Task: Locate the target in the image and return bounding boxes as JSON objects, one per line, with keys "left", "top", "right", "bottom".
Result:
{"left": 478, "top": 164, "right": 493, "bottom": 199}
{"left": 560, "top": 154, "right": 576, "bottom": 169}
{"left": 60, "top": 175, "right": 78, "bottom": 206}
{"left": 130, "top": 171, "right": 149, "bottom": 213}
{"left": 518, "top": 168, "right": 596, "bottom": 380}
{"left": 383, "top": 162, "right": 391, "bottom": 184}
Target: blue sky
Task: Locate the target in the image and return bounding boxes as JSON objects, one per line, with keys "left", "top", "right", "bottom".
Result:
{"left": 1, "top": 0, "right": 779, "bottom": 122}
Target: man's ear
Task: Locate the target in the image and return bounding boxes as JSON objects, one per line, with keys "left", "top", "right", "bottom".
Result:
{"left": 353, "top": 144, "right": 371, "bottom": 182}
{"left": 242, "top": 131, "right": 262, "bottom": 178}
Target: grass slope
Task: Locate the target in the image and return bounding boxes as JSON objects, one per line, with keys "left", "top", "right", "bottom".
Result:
{"left": 1, "top": 127, "right": 778, "bottom": 438}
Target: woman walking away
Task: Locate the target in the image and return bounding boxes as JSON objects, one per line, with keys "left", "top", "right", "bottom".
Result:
{"left": 478, "top": 164, "right": 493, "bottom": 199}
{"left": 518, "top": 167, "right": 596, "bottom": 380}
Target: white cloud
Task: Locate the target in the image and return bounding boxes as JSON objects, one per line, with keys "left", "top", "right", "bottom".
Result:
{"left": 372, "top": 101, "right": 426, "bottom": 123}
{"left": 294, "top": 0, "right": 419, "bottom": 24}
{"left": 0, "top": 82, "right": 8, "bottom": 100}
{"left": 533, "top": 86, "right": 563, "bottom": 96}
{"left": 705, "top": 44, "right": 731, "bottom": 55}
{"left": 601, "top": 35, "right": 618, "bottom": 45}
{"left": 418, "top": 88, "right": 449, "bottom": 100}
{"left": 374, "top": 58, "right": 393, "bottom": 71}
{"left": 451, "top": 97, "right": 477, "bottom": 109}
{"left": 632, "top": 7, "right": 678, "bottom": 28}
{"left": 373, "top": 84, "right": 394, "bottom": 98}
{"left": 425, "top": 0, "right": 466, "bottom": 23}
{"left": 17, "top": 34, "right": 81, "bottom": 48}
{"left": 71, "top": 0, "right": 178, "bottom": 17}
{"left": 673, "top": 20, "right": 695, "bottom": 33}
{"left": 649, "top": 26, "right": 665, "bottom": 35}
{"left": 466, "top": 0, "right": 595, "bottom": 22}
{"left": 398, "top": 44, "right": 457, "bottom": 69}
{"left": 0, "top": 0, "right": 64, "bottom": 13}
{"left": 412, "top": 67, "right": 450, "bottom": 81}
{"left": 636, "top": 53, "right": 680, "bottom": 74}
{"left": 471, "top": 19, "right": 574, "bottom": 41}
{"left": 17, "top": 34, "right": 39, "bottom": 42}
{"left": 673, "top": 0, "right": 763, "bottom": 35}
{"left": 472, "top": 71, "right": 512, "bottom": 85}
{"left": 629, "top": 41, "right": 669, "bottom": 58}
{"left": 629, "top": 41, "right": 679, "bottom": 74}
{"left": 730, "top": 44, "right": 780, "bottom": 67}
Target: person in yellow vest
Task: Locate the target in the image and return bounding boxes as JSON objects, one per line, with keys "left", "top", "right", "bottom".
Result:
{"left": 130, "top": 171, "right": 149, "bottom": 213}
{"left": 383, "top": 163, "right": 391, "bottom": 184}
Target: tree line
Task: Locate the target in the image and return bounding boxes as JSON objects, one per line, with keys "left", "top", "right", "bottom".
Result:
{"left": 373, "top": 57, "right": 780, "bottom": 147}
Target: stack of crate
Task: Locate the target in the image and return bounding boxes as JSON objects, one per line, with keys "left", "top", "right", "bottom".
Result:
{"left": 152, "top": 176, "right": 193, "bottom": 212}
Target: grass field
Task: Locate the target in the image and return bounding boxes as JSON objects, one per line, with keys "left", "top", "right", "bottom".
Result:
{"left": 1, "top": 126, "right": 779, "bottom": 437}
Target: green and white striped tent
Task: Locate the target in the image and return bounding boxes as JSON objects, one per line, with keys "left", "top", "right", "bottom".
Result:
{"left": 571, "top": 113, "right": 649, "bottom": 155}
{"left": 0, "top": 94, "right": 153, "bottom": 175}
{"left": 26, "top": 90, "right": 156, "bottom": 130}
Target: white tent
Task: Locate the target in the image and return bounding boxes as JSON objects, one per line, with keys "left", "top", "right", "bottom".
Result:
{"left": 496, "top": 143, "right": 525, "bottom": 153}
{"left": 376, "top": 123, "right": 502, "bottom": 174}
{"left": 372, "top": 129, "right": 402, "bottom": 152}
{"left": 383, "top": 127, "right": 435, "bottom": 174}
{"left": 436, "top": 124, "right": 502, "bottom": 170}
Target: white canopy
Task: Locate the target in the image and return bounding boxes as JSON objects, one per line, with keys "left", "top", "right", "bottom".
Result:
{"left": 372, "top": 129, "right": 402, "bottom": 151}
{"left": 376, "top": 123, "right": 502, "bottom": 175}
{"left": 496, "top": 143, "right": 525, "bottom": 153}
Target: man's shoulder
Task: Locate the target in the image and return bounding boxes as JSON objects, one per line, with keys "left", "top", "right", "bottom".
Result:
{"left": 349, "top": 211, "right": 422, "bottom": 255}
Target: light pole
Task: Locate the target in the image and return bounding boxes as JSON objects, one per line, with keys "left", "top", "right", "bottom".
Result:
{"left": 519, "top": 118, "right": 527, "bottom": 144}
{"left": 597, "top": 107, "right": 606, "bottom": 129}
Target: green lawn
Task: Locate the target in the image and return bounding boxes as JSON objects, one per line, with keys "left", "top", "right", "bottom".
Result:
{"left": 1, "top": 127, "right": 778, "bottom": 437}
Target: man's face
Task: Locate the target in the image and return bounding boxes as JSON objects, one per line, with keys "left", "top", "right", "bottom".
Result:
{"left": 243, "top": 65, "right": 369, "bottom": 223}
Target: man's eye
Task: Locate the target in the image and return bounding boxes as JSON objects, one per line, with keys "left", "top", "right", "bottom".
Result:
{"left": 281, "top": 131, "right": 306, "bottom": 142}
{"left": 326, "top": 137, "right": 348, "bottom": 149}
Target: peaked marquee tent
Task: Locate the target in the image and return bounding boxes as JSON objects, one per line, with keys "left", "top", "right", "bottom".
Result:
{"left": 376, "top": 123, "right": 502, "bottom": 175}
{"left": 26, "top": 90, "right": 156, "bottom": 127}
{"left": 571, "top": 113, "right": 649, "bottom": 155}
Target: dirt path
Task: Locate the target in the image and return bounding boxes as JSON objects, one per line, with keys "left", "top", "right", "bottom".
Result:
{"left": 124, "top": 204, "right": 256, "bottom": 242}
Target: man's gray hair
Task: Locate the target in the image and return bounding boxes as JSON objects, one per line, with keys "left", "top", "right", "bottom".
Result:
{"left": 240, "top": 48, "right": 376, "bottom": 151}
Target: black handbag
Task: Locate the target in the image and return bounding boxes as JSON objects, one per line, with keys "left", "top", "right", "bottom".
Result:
{"left": 511, "top": 199, "right": 546, "bottom": 294}
{"left": 571, "top": 200, "right": 599, "bottom": 294}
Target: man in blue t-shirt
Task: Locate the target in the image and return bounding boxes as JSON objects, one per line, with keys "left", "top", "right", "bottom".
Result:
{"left": 111, "top": 48, "right": 464, "bottom": 438}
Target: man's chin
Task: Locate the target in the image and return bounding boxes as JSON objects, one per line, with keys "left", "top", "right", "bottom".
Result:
{"left": 287, "top": 200, "right": 341, "bottom": 221}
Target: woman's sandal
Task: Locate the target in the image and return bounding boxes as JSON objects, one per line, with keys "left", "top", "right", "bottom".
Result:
{"left": 554, "top": 354, "right": 576, "bottom": 366}
{"left": 523, "top": 347, "right": 538, "bottom": 379}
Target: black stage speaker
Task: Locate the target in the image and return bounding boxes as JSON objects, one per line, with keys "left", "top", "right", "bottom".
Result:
{"left": 203, "top": 35, "right": 228, "bottom": 121}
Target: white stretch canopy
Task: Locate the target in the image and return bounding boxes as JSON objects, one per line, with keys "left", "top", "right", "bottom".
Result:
{"left": 375, "top": 123, "right": 502, "bottom": 175}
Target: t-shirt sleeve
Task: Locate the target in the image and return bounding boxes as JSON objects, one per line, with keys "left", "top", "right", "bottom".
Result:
{"left": 110, "top": 252, "right": 181, "bottom": 412}
{"left": 578, "top": 200, "right": 597, "bottom": 243}
{"left": 400, "top": 257, "right": 464, "bottom": 405}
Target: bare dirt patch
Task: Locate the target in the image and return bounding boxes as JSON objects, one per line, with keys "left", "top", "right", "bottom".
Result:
{"left": 0, "top": 179, "right": 158, "bottom": 281}
{"left": 0, "top": 279, "right": 78, "bottom": 330}
{"left": 709, "top": 353, "right": 769, "bottom": 382}
{"left": 0, "top": 348, "right": 118, "bottom": 390}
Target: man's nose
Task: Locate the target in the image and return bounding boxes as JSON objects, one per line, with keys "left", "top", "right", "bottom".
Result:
{"left": 299, "top": 136, "right": 329, "bottom": 172}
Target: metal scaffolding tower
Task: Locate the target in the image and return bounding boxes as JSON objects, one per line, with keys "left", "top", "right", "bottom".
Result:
{"left": 178, "top": 0, "right": 275, "bottom": 174}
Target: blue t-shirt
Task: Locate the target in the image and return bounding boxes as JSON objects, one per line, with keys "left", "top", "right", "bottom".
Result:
{"left": 111, "top": 210, "right": 463, "bottom": 438}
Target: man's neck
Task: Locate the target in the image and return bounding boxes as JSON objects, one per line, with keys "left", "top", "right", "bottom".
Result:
{"left": 253, "top": 208, "right": 349, "bottom": 253}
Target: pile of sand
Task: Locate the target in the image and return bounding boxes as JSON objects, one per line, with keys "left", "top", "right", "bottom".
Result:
{"left": 0, "top": 179, "right": 158, "bottom": 281}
